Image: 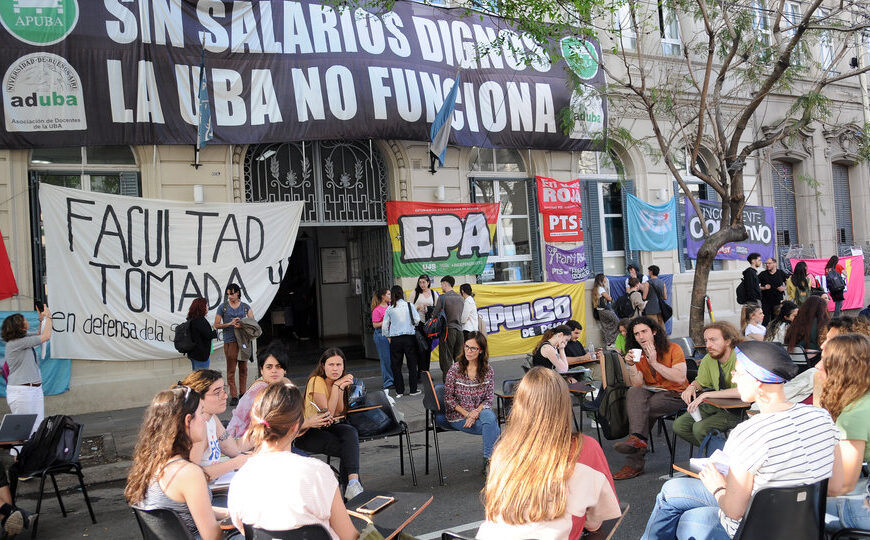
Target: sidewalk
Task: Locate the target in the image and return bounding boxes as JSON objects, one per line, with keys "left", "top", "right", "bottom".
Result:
{"left": 63, "top": 354, "right": 528, "bottom": 489}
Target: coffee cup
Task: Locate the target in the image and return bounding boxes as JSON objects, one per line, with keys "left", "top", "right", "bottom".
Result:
{"left": 690, "top": 409, "right": 703, "bottom": 422}
{"left": 629, "top": 348, "right": 642, "bottom": 363}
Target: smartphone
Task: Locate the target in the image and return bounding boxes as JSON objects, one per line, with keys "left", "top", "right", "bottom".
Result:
{"left": 34, "top": 299, "right": 44, "bottom": 312}
{"left": 355, "top": 495, "right": 395, "bottom": 515}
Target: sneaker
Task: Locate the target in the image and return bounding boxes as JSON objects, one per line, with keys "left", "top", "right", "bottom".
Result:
{"left": 395, "top": 393, "right": 405, "bottom": 398}
{"left": 612, "top": 465, "right": 644, "bottom": 480}
{"left": 2, "top": 507, "right": 32, "bottom": 537}
{"left": 344, "top": 480, "right": 364, "bottom": 500}
{"left": 482, "top": 458, "right": 490, "bottom": 477}
{"left": 614, "top": 435, "right": 648, "bottom": 454}
{"left": 408, "top": 390, "right": 421, "bottom": 397}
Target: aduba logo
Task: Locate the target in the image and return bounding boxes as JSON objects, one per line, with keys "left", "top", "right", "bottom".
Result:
{"left": 0, "top": 0, "right": 79, "bottom": 46}
{"left": 3, "top": 52, "right": 87, "bottom": 132}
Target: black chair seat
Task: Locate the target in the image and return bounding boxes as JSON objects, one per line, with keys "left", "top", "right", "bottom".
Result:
{"left": 132, "top": 507, "right": 195, "bottom": 540}
{"left": 732, "top": 479, "right": 827, "bottom": 539}
{"left": 832, "top": 528, "right": 870, "bottom": 539}
{"left": 244, "top": 523, "right": 332, "bottom": 539}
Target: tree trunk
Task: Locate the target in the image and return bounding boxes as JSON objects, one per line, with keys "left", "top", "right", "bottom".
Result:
{"left": 688, "top": 225, "right": 748, "bottom": 342}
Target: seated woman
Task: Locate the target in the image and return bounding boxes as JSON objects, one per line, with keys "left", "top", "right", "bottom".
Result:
{"left": 228, "top": 382, "right": 359, "bottom": 539}
{"left": 226, "top": 343, "right": 292, "bottom": 438}
{"left": 816, "top": 334, "right": 870, "bottom": 531}
{"left": 764, "top": 301, "right": 797, "bottom": 343}
{"left": 531, "top": 325, "right": 572, "bottom": 373}
{"left": 740, "top": 304, "right": 765, "bottom": 341}
{"left": 125, "top": 387, "right": 227, "bottom": 540}
{"left": 442, "top": 331, "right": 499, "bottom": 472}
{"left": 294, "top": 348, "right": 364, "bottom": 500}
{"left": 614, "top": 319, "right": 631, "bottom": 355}
{"left": 641, "top": 341, "right": 839, "bottom": 539}
{"left": 785, "top": 295, "right": 829, "bottom": 354}
{"left": 180, "top": 370, "right": 252, "bottom": 487}
{"left": 477, "top": 367, "right": 620, "bottom": 539}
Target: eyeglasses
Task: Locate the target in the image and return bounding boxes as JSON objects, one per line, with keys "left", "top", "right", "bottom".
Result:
{"left": 464, "top": 344, "right": 480, "bottom": 352}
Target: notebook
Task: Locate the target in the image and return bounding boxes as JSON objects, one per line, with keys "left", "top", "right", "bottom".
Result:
{"left": 0, "top": 414, "right": 37, "bottom": 443}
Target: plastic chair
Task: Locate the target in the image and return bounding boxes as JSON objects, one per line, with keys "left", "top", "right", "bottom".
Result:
{"left": 673, "top": 337, "right": 694, "bottom": 360}
{"left": 10, "top": 421, "right": 97, "bottom": 538}
{"left": 243, "top": 523, "right": 332, "bottom": 539}
{"left": 132, "top": 507, "right": 195, "bottom": 540}
{"left": 832, "top": 529, "right": 870, "bottom": 539}
{"left": 355, "top": 390, "right": 418, "bottom": 486}
{"left": 732, "top": 479, "right": 828, "bottom": 539}
{"left": 495, "top": 378, "right": 521, "bottom": 426}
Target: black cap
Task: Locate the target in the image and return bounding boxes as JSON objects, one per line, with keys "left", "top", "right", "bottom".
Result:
{"left": 734, "top": 341, "right": 798, "bottom": 383}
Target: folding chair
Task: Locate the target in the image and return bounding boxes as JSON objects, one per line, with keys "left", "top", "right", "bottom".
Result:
{"left": 243, "top": 523, "right": 332, "bottom": 539}
{"left": 10, "top": 421, "right": 97, "bottom": 538}
{"left": 421, "top": 370, "right": 458, "bottom": 485}
{"left": 132, "top": 507, "right": 195, "bottom": 540}
{"left": 354, "top": 390, "right": 417, "bottom": 486}
{"left": 732, "top": 479, "right": 827, "bottom": 540}
{"left": 495, "top": 378, "right": 521, "bottom": 426}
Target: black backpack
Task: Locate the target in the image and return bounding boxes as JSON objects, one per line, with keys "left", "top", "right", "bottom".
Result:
{"left": 595, "top": 351, "right": 629, "bottom": 440}
{"left": 735, "top": 278, "right": 748, "bottom": 304}
{"left": 173, "top": 320, "right": 196, "bottom": 354}
{"left": 827, "top": 270, "right": 846, "bottom": 293}
{"left": 423, "top": 311, "right": 446, "bottom": 339}
{"left": 613, "top": 294, "right": 634, "bottom": 319}
{"left": 11, "top": 415, "right": 79, "bottom": 477}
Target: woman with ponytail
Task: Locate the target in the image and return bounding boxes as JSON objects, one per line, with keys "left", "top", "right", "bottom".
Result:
{"left": 227, "top": 383, "right": 359, "bottom": 539}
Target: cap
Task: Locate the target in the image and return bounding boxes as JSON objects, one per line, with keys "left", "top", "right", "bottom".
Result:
{"left": 734, "top": 341, "right": 798, "bottom": 384}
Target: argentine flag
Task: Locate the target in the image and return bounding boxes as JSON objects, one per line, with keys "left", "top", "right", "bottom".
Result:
{"left": 429, "top": 72, "right": 461, "bottom": 171}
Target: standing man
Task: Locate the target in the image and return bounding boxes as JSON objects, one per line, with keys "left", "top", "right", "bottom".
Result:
{"left": 214, "top": 283, "right": 255, "bottom": 406}
{"left": 430, "top": 275, "right": 464, "bottom": 382}
{"left": 612, "top": 316, "right": 688, "bottom": 479}
{"left": 673, "top": 322, "right": 742, "bottom": 447}
{"left": 758, "top": 257, "right": 787, "bottom": 325}
{"left": 643, "top": 266, "right": 668, "bottom": 330}
{"left": 741, "top": 253, "right": 762, "bottom": 305}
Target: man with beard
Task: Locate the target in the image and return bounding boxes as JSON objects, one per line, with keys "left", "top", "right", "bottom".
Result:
{"left": 673, "top": 322, "right": 743, "bottom": 447}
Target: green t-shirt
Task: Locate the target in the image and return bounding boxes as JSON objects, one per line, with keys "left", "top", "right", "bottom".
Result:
{"left": 836, "top": 391, "right": 870, "bottom": 462}
{"left": 614, "top": 334, "right": 626, "bottom": 354}
{"left": 695, "top": 350, "right": 737, "bottom": 391}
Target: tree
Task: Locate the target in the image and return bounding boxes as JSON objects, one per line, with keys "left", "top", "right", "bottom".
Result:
{"left": 350, "top": 0, "right": 870, "bottom": 340}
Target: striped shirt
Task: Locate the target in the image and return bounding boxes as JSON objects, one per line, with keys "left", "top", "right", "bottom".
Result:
{"left": 719, "top": 404, "right": 839, "bottom": 537}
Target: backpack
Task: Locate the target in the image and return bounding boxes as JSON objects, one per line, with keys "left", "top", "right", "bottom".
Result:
{"left": 736, "top": 278, "right": 748, "bottom": 304}
{"left": 173, "top": 320, "right": 196, "bottom": 354}
{"left": 11, "top": 415, "right": 79, "bottom": 477}
{"left": 613, "top": 294, "right": 634, "bottom": 319}
{"left": 595, "top": 351, "right": 630, "bottom": 440}
{"left": 695, "top": 429, "right": 728, "bottom": 458}
{"left": 423, "top": 311, "right": 446, "bottom": 339}
{"left": 827, "top": 269, "right": 846, "bottom": 293}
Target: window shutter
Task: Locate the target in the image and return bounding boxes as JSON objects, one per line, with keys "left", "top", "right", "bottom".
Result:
{"left": 621, "top": 179, "right": 639, "bottom": 268}
{"left": 120, "top": 172, "right": 141, "bottom": 197}
{"left": 673, "top": 180, "right": 687, "bottom": 272}
{"left": 831, "top": 164, "right": 853, "bottom": 247}
{"left": 526, "top": 179, "right": 543, "bottom": 282}
{"left": 772, "top": 161, "right": 798, "bottom": 264}
{"left": 582, "top": 180, "right": 603, "bottom": 274}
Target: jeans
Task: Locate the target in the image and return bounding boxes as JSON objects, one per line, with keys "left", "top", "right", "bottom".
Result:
{"left": 294, "top": 423, "right": 360, "bottom": 485}
{"left": 642, "top": 477, "right": 730, "bottom": 540}
{"left": 825, "top": 490, "right": 870, "bottom": 531}
{"left": 440, "top": 408, "right": 500, "bottom": 459}
{"left": 373, "top": 329, "right": 393, "bottom": 388}
{"left": 834, "top": 300, "right": 843, "bottom": 318}
{"left": 672, "top": 404, "right": 740, "bottom": 447}
{"left": 190, "top": 358, "right": 210, "bottom": 371}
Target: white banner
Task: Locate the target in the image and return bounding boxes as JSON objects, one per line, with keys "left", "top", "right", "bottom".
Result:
{"left": 40, "top": 185, "right": 303, "bottom": 361}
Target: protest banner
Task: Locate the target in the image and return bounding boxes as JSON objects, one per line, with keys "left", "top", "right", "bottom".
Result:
{"left": 789, "top": 255, "right": 865, "bottom": 310}
{"left": 536, "top": 176, "right": 582, "bottom": 215}
{"left": 386, "top": 201, "right": 499, "bottom": 277}
{"left": 626, "top": 194, "right": 677, "bottom": 251}
{"left": 39, "top": 184, "right": 303, "bottom": 360}
{"left": 1, "top": 0, "right": 606, "bottom": 151}
{"left": 545, "top": 244, "right": 589, "bottom": 283}
{"left": 475, "top": 282, "right": 586, "bottom": 357}
{"left": 685, "top": 199, "right": 776, "bottom": 260}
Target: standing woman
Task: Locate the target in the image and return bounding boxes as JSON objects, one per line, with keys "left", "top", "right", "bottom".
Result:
{"left": 214, "top": 284, "right": 255, "bottom": 406}
{"left": 295, "top": 348, "right": 364, "bottom": 500}
{"left": 825, "top": 255, "right": 847, "bottom": 317}
{"left": 531, "top": 325, "right": 572, "bottom": 373}
{"left": 443, "top": 331, "right": 499, "bottom": 471}
{"left": 477, "top": 367, "right": 620, "bottom": 539}
{"left": 187, "top": 297, "right": 217, "bottom": 371}
{"left": 125, "top": 387, "right": 225, "bottom": 540}
{"left": 460, "top": 284, "right": 479, "bottom": 341}
{"left": 370, "top": 288, "right": 393, "bottom": 391}
{"left": 412, "top": 274, "right": 438, "bottom": 321}
{"left": 2, "top": 306, "right": 51, "bottom": 435}
{"left": 592, "top": 274, "right": 620, "bottom": 347}
{"left": 786, "top": 261, "right": 815, "bottom": 306}
{"left": 382, "top": 286, "right": 421, "bottom": 397}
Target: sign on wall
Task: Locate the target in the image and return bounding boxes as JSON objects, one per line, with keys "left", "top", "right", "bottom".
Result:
{"left": 789, "top": 256, "right": 865, "bottom": 311}
{"left": 0, "top": 0, "right": 606, "bottom": 150}
{"left": 39, "top": 184, "right": 303, "bottom": 360}
{"left": 537, "top": 176, "right": 583, "bottom": 242}
{"left": 476, "top": 281, "right": 586, "bottom": 357}
{"left": 685, "top": 199, "right": 776, "bottom": 260}
{"left": 544, "top": 244, "right": 589, "bottom": 283}
{"left": 386, "top": 201, "right": 499, "bottom": 278}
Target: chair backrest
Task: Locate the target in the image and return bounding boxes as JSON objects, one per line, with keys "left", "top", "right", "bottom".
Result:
{"left": 673, "top": 337, "right": 694, "bottom": 360}
{"left": 789, "top": 345, "right": 809, "bottom": 366}
{"left": 422, "top": 371, "right": 441, "bottom": 412}
{"left": 733, "top": 479, "right": 827, "bottom": 540}
{"left": 832, "top": 528, "right": 870, "bottom": 540}
{"left": 363, "top": 390, "right": 400, "bottom": 429}
{"left": 502, "top": 378, "right": 521, "bottom": 395}
{"left": 131, "top": 507, "right": 195, "bottom": 540}
{"left": 243, "top": 523, "right": 332, "bottom": 540}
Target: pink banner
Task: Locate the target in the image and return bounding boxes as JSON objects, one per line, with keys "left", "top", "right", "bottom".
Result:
{"left": 789, "top": 256, "right": 865, "bottom": 311}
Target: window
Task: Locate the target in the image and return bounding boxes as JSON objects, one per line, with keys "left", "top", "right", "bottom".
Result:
{"left": 658, "top": 3, "right": 681, "bottom": 56}
{"left": 783, "top": 1, "right": 802, "bottom": 64}
{"left": 752, "top": 1, "right": 771, "bottom": 46}
{"left": 577, "top": 151, "right": 633, "bottom": 275}
{"left": 472, "top": 179, "right": 537, "bottom": 282}
{"left": 672, "top": 148, "right": 724, "bottom": 271}
{"left": 617, "top": 4, "right": 637, "bottom": 51}
{"left": 817, "top": 9, "right": 835, "bottom": 74}
{"left": 772, "top": 160, "right": 798, "bottom": 260}
{"left": 469, "top": 148, "right": 526, "bottom": 173}
{"left": 832, "top": 164, "right": 853, "bottom": 247}
{"left": 29, "top": 146, "right": 140, "bottom": 299}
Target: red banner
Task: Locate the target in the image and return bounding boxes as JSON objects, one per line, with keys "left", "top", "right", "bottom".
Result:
{"left": 543, "top": 214, "right": 584, "bottom": 242}
{"left": 536, "top": 176, "right": 582, "bottom": 214}
{"left": 0, "top": 230, "right": 17, "bottom": 301}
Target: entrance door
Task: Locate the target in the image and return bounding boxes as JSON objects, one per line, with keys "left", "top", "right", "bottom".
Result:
{"left": 351, "top": 227, "right": 394, "bottom": 358}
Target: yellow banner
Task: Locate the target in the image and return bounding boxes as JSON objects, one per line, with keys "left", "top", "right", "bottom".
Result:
{"left": 475, "top": 282, "right": 586, "bottom": 357}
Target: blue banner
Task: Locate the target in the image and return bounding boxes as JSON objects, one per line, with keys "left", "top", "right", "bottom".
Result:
{"left": 0, "top": 311, "right": 71, "bottom": 397}
{"left": 626, "top": 195, "right": 678, "bottom": 251}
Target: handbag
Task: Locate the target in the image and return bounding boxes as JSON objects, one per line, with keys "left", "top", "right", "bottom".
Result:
{"left": 407, "top": 302, "right": 430, "bottom": 354}
{"left": 659, "top": 297, "right": 673, "bottom": 323}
